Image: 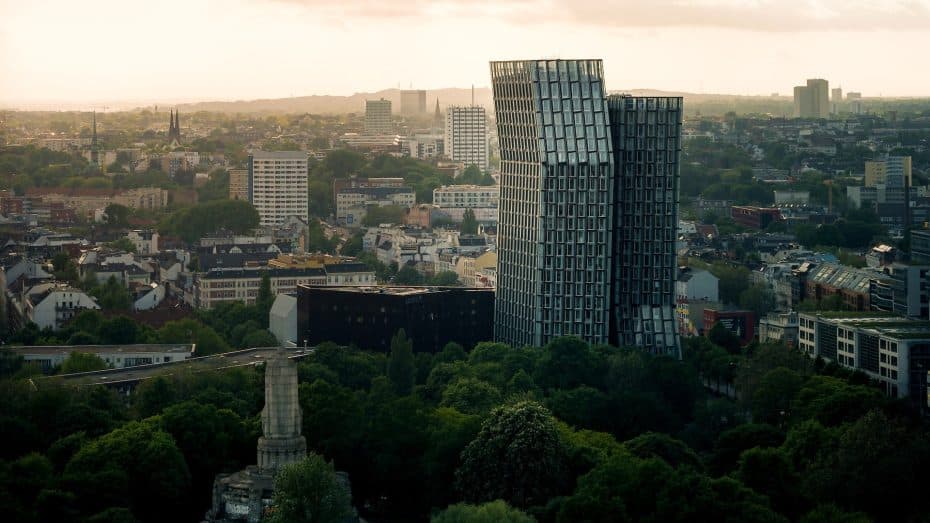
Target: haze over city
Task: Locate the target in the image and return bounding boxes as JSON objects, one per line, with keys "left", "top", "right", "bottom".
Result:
{"left": 3, "top": 0, "right": 930, "bottom": 108}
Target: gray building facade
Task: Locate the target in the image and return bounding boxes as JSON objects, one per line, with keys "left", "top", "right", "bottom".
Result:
{"left": 489, "top": 59, "right": 681, "bottom": 356}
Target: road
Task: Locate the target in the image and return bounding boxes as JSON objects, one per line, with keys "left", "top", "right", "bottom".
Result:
{"left": 32, "top": 346, "right": 314, "bottom": 390}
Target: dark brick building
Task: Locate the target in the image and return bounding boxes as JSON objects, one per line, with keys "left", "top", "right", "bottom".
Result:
{"left": 296, "top": 285, "right": 494, "bottom": 352}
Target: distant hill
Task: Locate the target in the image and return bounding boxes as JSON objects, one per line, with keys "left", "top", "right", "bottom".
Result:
{"left": 175, "top": 88, "right": 495, "bottom": 115}
{"left": 164, "top": 88, "right": 929, "bottom": 117}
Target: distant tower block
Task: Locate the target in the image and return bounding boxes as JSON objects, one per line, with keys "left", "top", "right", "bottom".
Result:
{"left": 256, "top": 351, "right": 307, "bottom": 474}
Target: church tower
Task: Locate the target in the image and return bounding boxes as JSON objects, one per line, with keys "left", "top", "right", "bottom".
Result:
{"left": 167, "top": 108, "right": 182, "bottom": 148}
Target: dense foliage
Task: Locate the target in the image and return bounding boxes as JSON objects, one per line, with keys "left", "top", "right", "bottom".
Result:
{"left": 2, "top": 332, "right": 927, "bottom": 522}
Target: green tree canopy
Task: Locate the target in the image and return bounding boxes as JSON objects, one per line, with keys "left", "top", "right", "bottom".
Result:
{"left": 456, "top": 400, "right": 567, "bottom": 508}
{"left": 268, "top": 453, "right": 354, "bottom": 523}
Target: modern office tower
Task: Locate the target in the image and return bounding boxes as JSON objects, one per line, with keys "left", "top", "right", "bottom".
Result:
{"left": 365, "top": 99, "right": 392, "bottom": 134}
{"left": 847, "top": 91, "right": 862, "bottom": 100}
{"left": 445, "top": 105, "right": 489, "bottom": 172}
{"left": 248, "top": 151, "right": 309, "bottom": 227}
{"left": 228, "top": 168, "right": 249, "bottom": 201}
{"left": 489, "top": 59, "right": 682, "bottom": 356}
{"left": 793, "top": 79, "right": 830, "bottom": 118}
{"left": 832, "top": 87, "right": 843, "bottom": 101}
{"left": 400, "top": 89, "right": 427, "bottom": 116}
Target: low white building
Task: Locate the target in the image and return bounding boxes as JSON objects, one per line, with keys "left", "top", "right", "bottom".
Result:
{"left": 14, "top": 344, "right": 193, "bottom": 372}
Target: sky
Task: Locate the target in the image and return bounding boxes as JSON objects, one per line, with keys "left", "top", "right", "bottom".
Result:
{"left": 2, "top": 0, "right": 930, "bottom": 108}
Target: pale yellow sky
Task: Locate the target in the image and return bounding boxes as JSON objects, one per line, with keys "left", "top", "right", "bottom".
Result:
{"left": 2, "top": 0, "right": 929, "bottom": 108}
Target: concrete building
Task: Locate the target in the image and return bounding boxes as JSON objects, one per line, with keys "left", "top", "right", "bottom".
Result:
{"left": 490, "top": 59, "right": 681, "bottom": 355}
{"left": 229, "top": 168, "right": 249, "bottom": 201}
{"left": 445, "top": 105, "right": 489, "bottom": 172}
{"left": 759, "top": 312, "right": 800, "bottom": 348}
{"left": 400, "top": 89, "right": 427, "bottom": 116}
{"left": 22, "top": 283, "right": 100, "bottom": 330}
{"left": 194, "top": 264, "right": 374, "bottom": 309}
{"left": 13, "top": 344, "right": 193, "bottom": 372}
{"left": 864, "top": 156, "right": 912, "bottom": 187}
{"left": 798, "top": 312, "right": 930, "bottom": 413}
{"left": 365, "top": 98, "right": 393, "bottom": 134}
{"left": 675, "top": 267, "right": 719, "bottom": 302}
{"left": 296, "top": 285, "right": 494, "bottom": 352}
{"left": 406, "top": 133, "right": 444, "bottom": 160}
{"left": 793, "top": 78, "right": 829, "bottom": 118}
{"left": 248, "top": 151, "right": 309, "bottom": 227}
{"left": 335, "top": 185, "right": 416, "bottom": 227}
{"left": 773, "top": 190, "right": 810, "bottom": 205}
{"left": 433, "top": 185, "right": 499, "bottom": 209}
{"left": 126, "top": 230, "right": 158, "bottom": 255}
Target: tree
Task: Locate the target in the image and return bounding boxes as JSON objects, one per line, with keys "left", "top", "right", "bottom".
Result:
{"left": 429, "top": 270, "right": 461, "bottom": 286}
{"left": 340, "top": 231, "right": 364, "bottom": 257}
{"left": 63, "top": 421, "right": 191, "bottom": 522}
{"left": 736, "top": 447, "right": 806, "bottom": 518}
{"left": 393, "top": 265, "right": 424, "bottom": 285}
{"left": 91, "top": 275, "right": 132, "bottom": 311}
{"left": 158, "top": 200, "right": 260, "bottom": 244}
{"left": 456, "top": 401, "right": 567, "bottom": 508}
{"left": 461, "top": 208, "right": 478, "bottom": 235}
{"left": 432, "top": 500, "right": 535, "bottom": 523}
{"left": 306, "top": 220, "right": 338, "bottom": 254}
{"left": 267, "top": 453, "right": 353, "bottom": 523}
{"left": 623, "top": 432, "right": 704, "bottom": 471}
{"left": 388, "top": 329, "right": 416, "bottom": 395}
{"left": 104, "top": 204, "right": 130, "bottom": 228}
{"left": 440, "top": 378, "right": 502, "bottom": 415}
{"left": 738, "top": 284, "right": 776, "bottom": 319}
{"left": 256, "top": 272, "right": 274, "bottom": 319}
{"left": 362, "top": 205, "right": 406, "bottom": 226}
{"left": 60, "top": 351, "right": 108, "bottom": 374}
{"left": 241, "top": 329, "right": 278, "bottom": 348}
{"left": 106, "top": 237, "right": 137, "bottom": 254}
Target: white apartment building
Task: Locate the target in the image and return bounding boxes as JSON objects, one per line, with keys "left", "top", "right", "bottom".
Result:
{"left": 445, "top": 106, "right": 489, "bottom": 172}
{"left": 365, "top": 99, "right": 393, "bottom": 135}
{"left": 23, "top": 283, "right": 100, "bottom": 330}
{"left": 432, "top": 185, "right": 499, "bottom": 208}
{"left": 248, "top": 151, "right": 309, "bottom": 227}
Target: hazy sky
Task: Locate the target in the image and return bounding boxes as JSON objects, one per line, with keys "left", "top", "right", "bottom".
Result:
{"left": 2, "top": 0, "right": 930, "bottom": 107}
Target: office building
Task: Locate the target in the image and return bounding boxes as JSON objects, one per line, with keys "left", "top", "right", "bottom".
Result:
{"left": 400, "top": 89, "right": 427, "bottom": 116}
{"left": 798, "top": 312, "right": 930, "bottom": 413}
{"left": 333, "top": 177, "right": 416, "bottom": 226}
{"left": 865, "top": 156, "right": 913, "bottom": 187}
{"left": 365, "top": 99, "right": 393, "bottom": 134}
{"left": 489, "top": 59, "right": 681, "bottom": 355}
{"left": 248, "top": 151, "right": 309, "bottom": 227}
{"left": 445, "top": 105, "right": 489, "bottom": 172}
{"left": 847, "top": 91, "right": 862, "bottom": 100}
{"left": 793, "top": 78, "right": 829, "bottom": 118}
{"left": 432, "top": 185, "right": 499, "bottom": 209}
{"left": 296, "top": 286, "right": 495, "bottom": 352}
{"left": 832, "top": 87, "right": 843, "bottom": 101}
{"left": 229, "top": 168, "right": 249, "bottom": 201}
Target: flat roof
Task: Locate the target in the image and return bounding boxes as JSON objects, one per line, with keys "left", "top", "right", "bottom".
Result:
{"left": 297, "top": 285, "right": 493, "bottom": 296}
{"left": 12, "top": 344, "right": 194, "bottom": 355}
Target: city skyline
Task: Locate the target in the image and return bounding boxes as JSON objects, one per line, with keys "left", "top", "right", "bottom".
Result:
{"left": 3, "top": 0, "right": 930, "bottom": 107}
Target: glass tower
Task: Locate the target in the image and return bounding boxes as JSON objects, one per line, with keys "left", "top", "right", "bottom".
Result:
{"left": 489, "top": 59, "right": 681, "bottom": 356}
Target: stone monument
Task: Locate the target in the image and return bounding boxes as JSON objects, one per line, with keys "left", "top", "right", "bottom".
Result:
{"left": 205, "top": 350, "right": 308, "bottom": 522}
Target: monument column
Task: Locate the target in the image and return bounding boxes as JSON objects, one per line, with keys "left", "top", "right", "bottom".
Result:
{"left": 256, "top": 351, "right": 307, "bottom": 474}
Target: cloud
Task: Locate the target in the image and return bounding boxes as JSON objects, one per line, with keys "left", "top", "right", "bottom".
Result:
{"left": 270, "top": 0, "right": 930, "bottom": 31}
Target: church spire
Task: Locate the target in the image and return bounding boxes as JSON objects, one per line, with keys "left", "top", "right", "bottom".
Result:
{"left": 167, "top": 108, "right": 181, "bottom": 147}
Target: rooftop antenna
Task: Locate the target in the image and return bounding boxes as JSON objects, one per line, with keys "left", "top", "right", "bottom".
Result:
{"left": 471, "top": 85, "right": 475, "bottom": 106}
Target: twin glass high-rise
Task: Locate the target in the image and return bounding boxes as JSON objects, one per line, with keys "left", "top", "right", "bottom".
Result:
{"left": 490, "top": 59, "right": 681, "bottom": 356}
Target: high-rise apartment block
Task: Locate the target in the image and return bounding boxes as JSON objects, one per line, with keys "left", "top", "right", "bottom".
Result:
{"left": 490, "top": 59, "right": 682, "bottom": 356}
{"left": 365, "top": 99, "right": 393, "bottom": 134}
{"left": 444, "top": 105, "right": 489, "bottom": 172}
{"left": 248, "top": 151, "right": 309, "bottom": 227}
{"left": 832, "top": 87, "right": 843, "bottom": 101}
{"left": 793, "top": 78, "right": 829, "bottom": 118}
{"left": 229, "top": 168, "right": 249, "bottom": 201}
{"left": 400, "top": 89, "right": 427, "bottom": 116}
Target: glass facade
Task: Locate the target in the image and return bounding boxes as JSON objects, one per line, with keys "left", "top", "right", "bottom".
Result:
{"left": 490, "top": 59, "right": 681, "bottom": 356}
